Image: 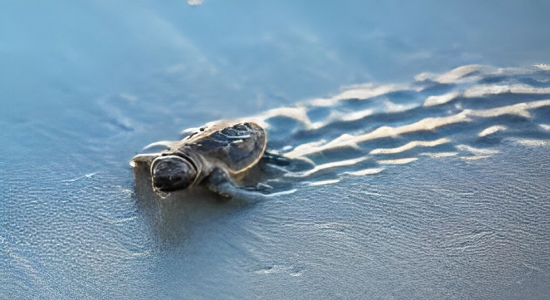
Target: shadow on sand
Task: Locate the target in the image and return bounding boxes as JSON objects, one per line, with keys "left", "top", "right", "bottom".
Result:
{"left": 131, "top": 162, "right": 255, "bottom": 248}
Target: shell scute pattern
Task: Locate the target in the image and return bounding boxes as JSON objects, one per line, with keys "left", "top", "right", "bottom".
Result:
{"left": 185, "top": 121, "right": 266, "bottom": 174}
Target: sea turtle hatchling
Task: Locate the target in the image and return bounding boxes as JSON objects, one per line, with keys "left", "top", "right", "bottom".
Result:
{"left": 132, "top": 120, "right": 269, "bottom": 199}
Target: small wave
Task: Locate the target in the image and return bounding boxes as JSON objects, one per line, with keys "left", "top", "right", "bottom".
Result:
{"left": 478, "top": 125, "right": 507, "bottom": 137}
{"left": 508, "top": 138, "right": 550, "bottom": 147}
{"left": 377, "top": 158, "right": 418, "bottom": 165}
{"left": 456, "top": 145, "right": 500, "bottom": 155}
{"left": 535, "top": 64, "right": 550, "bottom": 71}
{"left": 423, "top": 92, "right": 460, "bottom": 107}
{"left": 463, "top": 84, "right": 550, "bottom": 98}
{"left": 342, "top": 168, "right": 384, "bottom": 176}
{"left": 370, "top": 138, "right": 450, "bottom": 155}
{"left": 420, "top": 152, "right": 458, "bottom": 158}
{"left": 430, "top": 65, "right": 482, "bottom": 84}
{"left": 251, "top": 106, "right": 311, "bottom": 129}
{"left": 306, "top": 179, "right": 341, "bottom": 186}
{"left": 284, "top": 156, "right": 368, "bottom": 178}
{"left": 307, "top": 83, "right": 402, "bottom": 107}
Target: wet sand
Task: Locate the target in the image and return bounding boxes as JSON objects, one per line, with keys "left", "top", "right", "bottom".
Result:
{"left": 2, "top": 2, "right": 550, "bottom": 299}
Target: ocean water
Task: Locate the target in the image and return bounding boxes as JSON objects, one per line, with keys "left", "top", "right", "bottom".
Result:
{"left": 2, "top": 1, "right": 550, "bottom": 299}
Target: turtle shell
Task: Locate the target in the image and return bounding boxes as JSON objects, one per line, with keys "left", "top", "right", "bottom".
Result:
{"left": 175, "top": 120, "right": 267, "bottom": 175}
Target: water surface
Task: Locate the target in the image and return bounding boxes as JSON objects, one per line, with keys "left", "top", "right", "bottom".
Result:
{"left": 2, "top": 1, "right": 550, "bottom": 299}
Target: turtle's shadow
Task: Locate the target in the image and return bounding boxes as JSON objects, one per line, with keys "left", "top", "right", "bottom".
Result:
{"left": 132, "top": 163, "right": 251, "bottom": 248}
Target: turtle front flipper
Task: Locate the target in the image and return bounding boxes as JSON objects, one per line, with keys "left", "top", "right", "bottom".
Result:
{"left": 130, "top": 153, "right": 161, "bottom": 167}
{"left": 204, "top": 168, "right": 269, "bottom": 202}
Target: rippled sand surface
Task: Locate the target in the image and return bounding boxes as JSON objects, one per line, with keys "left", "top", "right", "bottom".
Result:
{"left": 3, "top": 63, "right": 550, "bottom": 299}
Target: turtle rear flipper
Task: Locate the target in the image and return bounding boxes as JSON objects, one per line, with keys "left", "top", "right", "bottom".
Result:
{"left": 262, "top": 151, "right": 291, "bottom": 166}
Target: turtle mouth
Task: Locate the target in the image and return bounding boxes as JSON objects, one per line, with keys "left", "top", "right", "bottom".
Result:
{"left": 151, "top": 155, "right": 197, "bottom": 194}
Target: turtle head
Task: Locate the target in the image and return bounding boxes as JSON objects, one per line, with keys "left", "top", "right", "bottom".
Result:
{"left": 151, "top": 155, "right": 197, "bottom": 193}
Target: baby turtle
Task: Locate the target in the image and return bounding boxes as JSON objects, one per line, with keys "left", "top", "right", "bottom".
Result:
{"left": 132, "top": 120, "right": 267, "bottom": 199}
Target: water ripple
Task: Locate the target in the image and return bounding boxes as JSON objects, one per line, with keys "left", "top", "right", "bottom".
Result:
{"left": 138, "top": 65, "right": 550, "bottom": 192}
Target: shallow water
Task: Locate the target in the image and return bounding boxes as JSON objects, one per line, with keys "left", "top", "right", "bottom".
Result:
{"left": 2, "top": 1, "right": 550, "bottom": 300}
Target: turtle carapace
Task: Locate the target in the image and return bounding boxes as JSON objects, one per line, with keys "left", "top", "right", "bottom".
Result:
{"left": 132, "top": 120, "right": 267, "bottom": 199}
